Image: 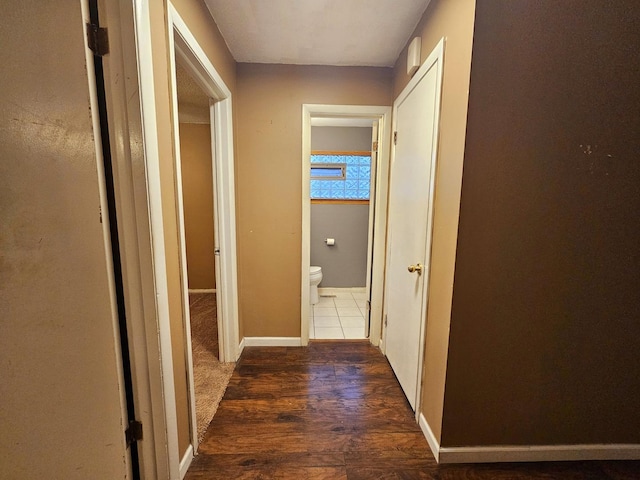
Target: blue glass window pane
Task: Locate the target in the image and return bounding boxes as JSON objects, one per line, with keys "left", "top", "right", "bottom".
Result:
{"left": 310, "top": 153, "right": 371, "bottom": 200}
{"left": 359, "top": 166, "right": 371, "bottom": 178}
{"left": 311, "top": 166, "right": 342, "bottom": 178}
{"left": 346, "top": 165, "right": 358, "bottom": 178}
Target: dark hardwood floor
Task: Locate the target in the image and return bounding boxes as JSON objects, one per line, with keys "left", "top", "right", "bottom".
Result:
{"left": 186, "top": 342, "right": 640, "bottom": 479}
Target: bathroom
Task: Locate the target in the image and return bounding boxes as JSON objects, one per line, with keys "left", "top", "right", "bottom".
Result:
{"left": 309, "top": 122, "right": 376, "bottom": 339}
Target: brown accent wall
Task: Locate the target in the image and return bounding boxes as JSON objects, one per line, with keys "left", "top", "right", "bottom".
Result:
{"left": 236, "top": 64, "right": 393, "bottom": 337}
{"left": 442, "top": 0, "right": 640, "bottom": 446}
{"left": 392, "top": 0, "right": 476, "bottom": 441}
{"left": 179, "top": 122, "right": 216, "bottom": 289}
{"left": 149, "top": 0, "right": 236, "bottom": 458}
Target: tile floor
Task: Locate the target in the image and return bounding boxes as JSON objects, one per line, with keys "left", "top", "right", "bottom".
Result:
{"left": 309, "top": 288, "right": 368, "bottom": 339}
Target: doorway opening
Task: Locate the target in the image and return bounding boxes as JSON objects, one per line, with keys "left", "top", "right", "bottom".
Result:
{"left": 173, "top": 58, "right": 235, "bottom": 448}
{"left": 167, "top": 5, "right": 240, "bottom": 472}
{"left": 309, "top": 121, "right": 375, "bottom": 339}
{"left": 301, "top": 105, "right": 392, "bottom": 347}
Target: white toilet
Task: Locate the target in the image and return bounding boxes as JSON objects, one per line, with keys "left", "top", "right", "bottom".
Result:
{"left": 309, "top": 266, "right": 323, "bottom": 305}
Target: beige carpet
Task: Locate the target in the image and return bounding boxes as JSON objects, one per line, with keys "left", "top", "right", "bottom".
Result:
{"left": 189, "top": 293, "right": 235, "bottom": 444}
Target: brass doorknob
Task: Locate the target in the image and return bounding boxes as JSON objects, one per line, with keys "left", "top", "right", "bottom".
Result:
{"left": 407, "top": 264, "right": 423, "bottom": 275}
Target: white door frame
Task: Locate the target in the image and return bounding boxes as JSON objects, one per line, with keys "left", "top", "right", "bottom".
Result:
{"left": 102, "top": 2, "right": 240, "bottom": 477}
{"left": 364, "top": 122, "right": 379, "bottom": 337}
{"left": 383, "top": 38, "right": 445, "bottom": 418}
{"left": 99, "top": 0, "right": 179, "bottom": 477}
{"left": 301, "top": 105, "right": 392, "bottom": 346}
{"left": 167, "top": 3, "right": 241, "bottom": 469}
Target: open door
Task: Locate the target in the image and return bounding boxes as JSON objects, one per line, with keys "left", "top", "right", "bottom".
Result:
{"left": 0, "top": 0, "right": 132, "bottom": 477}
{"left": 301, "top": 105, "right": 392, "bottom": 346}
{"left": 364, "top": 121, "right": 380, "bottom": 338}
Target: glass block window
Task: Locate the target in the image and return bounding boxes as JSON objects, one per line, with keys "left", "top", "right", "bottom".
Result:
{"left": 310, "top": 153, "right": 371, "bottom": 200}
{"left": 310, "top": 164, "right": 346, "bottom": 180}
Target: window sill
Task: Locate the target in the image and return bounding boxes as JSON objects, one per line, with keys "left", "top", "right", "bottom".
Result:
{"left": 311, "top": 199, "right": 369, "bottom": 205}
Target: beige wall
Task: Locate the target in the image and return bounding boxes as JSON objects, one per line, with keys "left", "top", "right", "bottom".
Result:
{"left": 179, "top": 122, "right": 216, "bottom": 289}
{"left": 150, "top": 0, "right": 236, "bottom": 459}
{"left": 392, "top": 0, "right": 476, "bottom": 442}
{"left": 236, "top": 64, "right": 393, "bottom": 337}
{"left": 442, "top": 0, "right": 640, "bottom": 446}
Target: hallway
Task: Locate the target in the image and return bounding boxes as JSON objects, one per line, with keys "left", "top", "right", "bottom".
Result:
{"left": 185, "top": 342, "right": 640, "bottom": 479}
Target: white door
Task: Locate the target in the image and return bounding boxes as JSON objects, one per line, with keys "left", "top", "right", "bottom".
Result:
{"left": 384, "top": 41, "right": 444, "bottom": 410}
{"left": 0, "top": 1, "right": 129, "bottom": 477}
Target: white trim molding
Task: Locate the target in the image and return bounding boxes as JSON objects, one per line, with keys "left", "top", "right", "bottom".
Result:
{"left": 418, "top": 413, "right": 440, "bottom": 463}
{"left": 169, "top": 2, "right": 239, "bottom": 363}
{"left": 318, "top": 287, "right": 366, "bottom": 295}
{"left": 439, "top": 444, "right": 640, "bottom": 464}
{"left": 179, "top": 444, "right": 194, "bottom": 479}
{"left": 301, "top": 104, "right": 392, "bottom": 349}
{"left": 243, "top": 337, "right": 303, "bottom": 347}
{"left": 128, "top": 1, "right": 180, "bottom": 477}
{"left": 418, "top": 414, "right": 640, "bottom": 464}
{"left": 166, "top": 1, "right": 241, "bottom": 471}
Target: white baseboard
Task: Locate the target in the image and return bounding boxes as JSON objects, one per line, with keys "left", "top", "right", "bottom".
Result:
{"left": 418, "top": 413, "right": 440, "bottom": 462}
{"left": 439, "top": 443, "right": 640, "bottom": 464}
{"left": 418, "top": 413, "right": 640, "bottom": 464}
{"left": 179, "top": 444, "right": 194, "bottom": 479}
{"left": 238, "top": 337, "right": 245, "bottom": 357}
{"left": 243, "top": 337, "right": 302, "bottom": 347}
{"left": 318, "top": 287, "right": 366, "bottom": 295}
{"left": 188, "top": 288, "right": 216, "bottom": 293}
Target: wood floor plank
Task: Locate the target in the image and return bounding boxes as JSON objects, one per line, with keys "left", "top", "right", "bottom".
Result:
{"left": 346, "top": 468, "right": 435, "bottom": 480}
{"left": 434, "top": 461, "right": 607, "bottom": 479}
{"left": 186, "top": 464, "right": 348, "bottom": 480}
{"left": 599, "top": 461, "right": 640, "bottom": 480}
{"left": 344, "top": 450, "right": 438, "bottom": 469}
{"left": 186, "top": 342, "right": 640, "bottom": 480}
{"left": 189, "top": 452, "right": 345, "bottom": 469}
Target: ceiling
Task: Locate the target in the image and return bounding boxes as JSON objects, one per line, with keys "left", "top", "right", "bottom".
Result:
{"left": 175, "top": 60, "right": 210, "bottom": 123}
{"left": 203, "top": 0, "right": 431, "bottom": 67}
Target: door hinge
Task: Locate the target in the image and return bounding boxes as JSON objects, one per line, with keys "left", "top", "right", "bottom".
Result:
{"left": 125, "top": 420, "right": 143, "bottom": 446}
{"left": 372, "top": 141, "right": 378, "bottom": 152}
{"left": 366, "top": 300, "right": 371, "bottom": 310}
{"left": 86, "top": 23, "right": 109, "bottom": 56}
{"left": 99, "top": 205, "right": 103, "bottom": 223}
{"left": 384, "top": 314, "right": 388, "bottom": 327}
{"left": 214, "top": 248, "right": 221, "bottom": 256}
{"left": 393, "top": 131, "right": 398, "bottom": 145}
